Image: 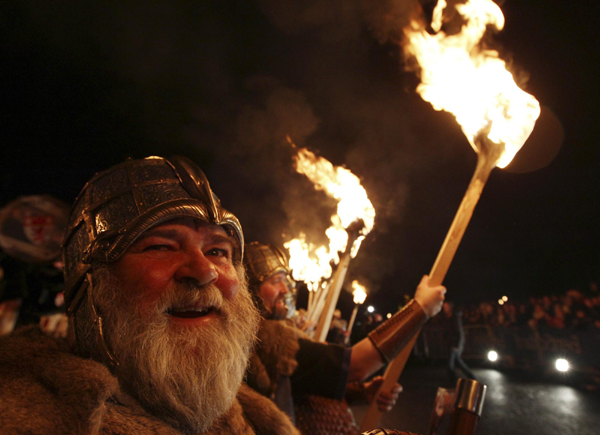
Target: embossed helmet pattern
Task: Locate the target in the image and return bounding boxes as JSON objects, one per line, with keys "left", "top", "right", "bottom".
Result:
{"left": 244, "top": 242, "right": 290, "bottom": 286}
{"left": 62, "top": 155, "right": 243, "bottom": 315}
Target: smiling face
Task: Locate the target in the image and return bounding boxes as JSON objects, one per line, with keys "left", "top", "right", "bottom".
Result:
{"left": 110, "top": 217, "right": 240, "bottom": 326}
{"left": 78, "top": 217, "right": 260, "bottom": 434}
{"left": 258, "top": 271, "right": 295, "bottom": 320}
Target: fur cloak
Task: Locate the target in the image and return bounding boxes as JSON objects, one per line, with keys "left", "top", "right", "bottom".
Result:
{"left": 0, "top": 326, "right": 300, "bottom": 435}
{"left": 245, "top": 319, "right": 360, "bottom": 435}
{"left": 246, "top": 319, "right": 304, "bottom": 398}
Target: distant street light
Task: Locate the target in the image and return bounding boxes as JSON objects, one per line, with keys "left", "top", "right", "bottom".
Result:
{"left": 555, "top": 358, "right": 569, "bottom": 372}
{"left": 487, "top": 350, "right": 499, "bottom": 362}
{"left": 367, "top": 306, "right": 375, "bottom": 313}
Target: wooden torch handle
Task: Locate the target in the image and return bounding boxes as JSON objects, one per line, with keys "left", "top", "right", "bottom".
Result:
{"left": 360, "top": 154, "right": 496, "bottom": 432}
{"left": 314, "top": 227, "right": 362, "bottom": 342}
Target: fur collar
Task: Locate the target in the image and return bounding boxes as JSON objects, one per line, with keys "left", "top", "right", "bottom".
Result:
{"left": 0, "top": 326, "right": 299, "bottom": 435}
{"left": 246, "top": 319, "right": 306, "bottom": 397}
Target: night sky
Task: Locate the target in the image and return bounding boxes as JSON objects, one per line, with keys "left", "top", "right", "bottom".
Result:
{"left": 1, "top": 0, "right": 598, "bottom": 318}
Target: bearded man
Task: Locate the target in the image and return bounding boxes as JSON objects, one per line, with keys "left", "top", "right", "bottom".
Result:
{"left": 0, "top": 156, "right": 300, "bottom": 435}
{"left": 244, "top": 242, "right": 446, "bottom": 435}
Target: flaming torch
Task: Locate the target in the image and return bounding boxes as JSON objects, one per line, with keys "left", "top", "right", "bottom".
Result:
{"left": 361, "top": 0, "right": 540, "bottom": 429}
{"left": 285, "top": 138, "right": 376, "bottom": 342}
{"left": 345, "top": 280, "right": 368, "bottom": 345}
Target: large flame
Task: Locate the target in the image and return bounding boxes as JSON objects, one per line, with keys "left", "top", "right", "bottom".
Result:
{"left": 351, "top": 280, "right": 368, "bottom": 305}
{"left": 404, "top": 0, "right": 540, "bottom": 168}
{"left": 284, "top": 141, "right": 376, "bottom": 295}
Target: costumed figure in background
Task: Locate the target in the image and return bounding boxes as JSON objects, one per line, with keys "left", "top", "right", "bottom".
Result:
{"left": 443, "top": 302, "right": 477, "bottom": 384}
{"left": 244, "top": 242, "right": 446, "bottom": 435}
{"left": 0, "top": 195, "right": 69, "bottom": 337}
{"left": 327, "top": 308, "right": 348, "bottom": 345}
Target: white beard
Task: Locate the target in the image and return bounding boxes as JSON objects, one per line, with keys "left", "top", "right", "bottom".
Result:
{"left": 90, "top": 267, "right": 260, "bottom": 434}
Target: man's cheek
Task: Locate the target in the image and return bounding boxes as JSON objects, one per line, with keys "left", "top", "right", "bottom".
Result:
{"left": 215, "top": 267, "right": 240, "bottom": 299}
{"left": 127, "top": 281, "right": 169, "bottom": 316}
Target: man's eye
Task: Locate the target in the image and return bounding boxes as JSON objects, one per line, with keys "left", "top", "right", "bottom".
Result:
{"left": 143, "top": 245, "right": 171, "bottom": 252}
{"left": 206, "top": 248, "right": 229, "bottom": 258}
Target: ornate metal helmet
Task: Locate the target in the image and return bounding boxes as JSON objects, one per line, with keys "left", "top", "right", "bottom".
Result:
{"left": 244, "top": 242, "right": 290, "bottom": 287}
{"left": 244, "top": 241, "right": 296, "bottom": 319}
{"left": 62, "top": 155, "right": 243, "bottom": 315}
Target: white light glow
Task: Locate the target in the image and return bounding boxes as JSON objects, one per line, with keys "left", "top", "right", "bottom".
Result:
{"left": 367, "top": 306, "right": 375, "bottom": 313}
{"left": 487, "top": 350, "right": 498, "bottom": 362}
{"left": 555, "top": 358, "right": 570, "bottom": 372}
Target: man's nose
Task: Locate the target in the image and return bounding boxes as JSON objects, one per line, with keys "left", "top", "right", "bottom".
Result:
{"left": 174, "top": 250, "right": 218, "bottom": 287}
{"left": 276, "top": 281, "right": 290, "bottom": 295}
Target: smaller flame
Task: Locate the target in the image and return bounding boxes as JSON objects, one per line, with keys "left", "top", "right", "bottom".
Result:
{"left": 351, "top": 280, "right": 367, "bottom": 305}
{"left": 284, "top": 139, "right": 376, "bottom": 292}
{"left": 404, "top": 0, "right": 540, "bottom": 168}
{"left": 293, "top": 146, "right": 375, "bottom": 238}
{"left": 284, "top": 234, "right": 333, "bottom": 292}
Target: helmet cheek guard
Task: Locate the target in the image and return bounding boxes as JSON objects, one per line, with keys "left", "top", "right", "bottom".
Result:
{"left": 62, "top": 155, "right": 243, "bottom": 316}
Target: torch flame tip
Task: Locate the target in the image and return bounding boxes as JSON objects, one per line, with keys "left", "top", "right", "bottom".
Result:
{"left": 351, "top": 280, "right": 368, "bottom": 304}
{"left": 406, "top": 0, "right": 540, "bottom": 168}
{"left": 286, "top": 135, "right": 298, "bottom": 150}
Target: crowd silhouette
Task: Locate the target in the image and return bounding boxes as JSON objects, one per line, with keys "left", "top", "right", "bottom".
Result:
{"left": 461, "top": 286, "right": 600, "bottom": 332}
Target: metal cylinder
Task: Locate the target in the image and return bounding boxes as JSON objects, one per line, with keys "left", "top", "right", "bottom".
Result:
{"left": 453, "top": 378, "right": 487, "bottom": 417}
{"left": 447, "top": 378, "right": 487, "bottom": 435}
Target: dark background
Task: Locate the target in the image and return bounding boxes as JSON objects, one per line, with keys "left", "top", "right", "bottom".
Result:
{"left": 1, "top": 0, "right": 598, "bottom": 318}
